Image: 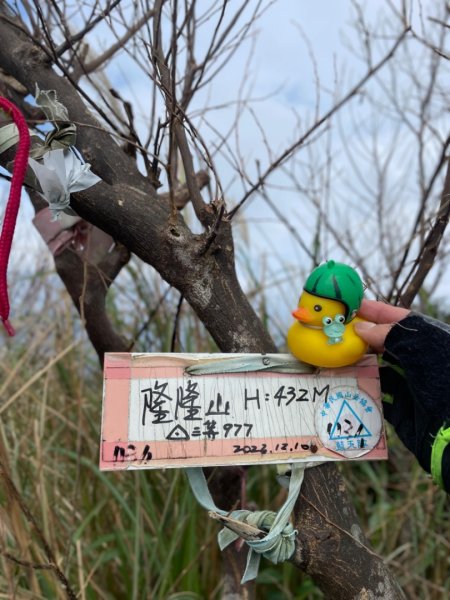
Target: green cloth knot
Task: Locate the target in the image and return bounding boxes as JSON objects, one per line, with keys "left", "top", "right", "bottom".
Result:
{"left": 224, "top": 509, "right": 297, "bottom": 565}
{"left": 185, "top": 464, "right": 316, "bottom": 583}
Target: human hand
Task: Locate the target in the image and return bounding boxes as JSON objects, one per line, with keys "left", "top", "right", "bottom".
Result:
{"left": 354, "top": 299, "right": 410, "bottom": 353}
{"left": 354, "top": 301, "right": 450, "bottom": 491}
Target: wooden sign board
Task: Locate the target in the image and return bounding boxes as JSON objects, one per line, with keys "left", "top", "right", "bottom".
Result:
{"left": 100, "top": 353, "right": 387, "bottom": 470}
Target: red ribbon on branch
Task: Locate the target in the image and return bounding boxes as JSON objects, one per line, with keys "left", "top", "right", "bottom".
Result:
{"left": 0, "top": 97, "right": 30, "bottom": 336}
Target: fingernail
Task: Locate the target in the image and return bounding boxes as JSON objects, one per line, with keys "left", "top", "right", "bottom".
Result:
{"left": 354, "top": 321, "right": 376, "bottom": 332}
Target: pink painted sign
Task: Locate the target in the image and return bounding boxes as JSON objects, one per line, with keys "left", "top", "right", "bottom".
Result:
{"left": 100, "top": 353, "right": 387, "bottom": 470}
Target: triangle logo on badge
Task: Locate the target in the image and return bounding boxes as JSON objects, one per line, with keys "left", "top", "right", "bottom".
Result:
{"left": 329, "top": 400, "right": 372, "bottom": 440}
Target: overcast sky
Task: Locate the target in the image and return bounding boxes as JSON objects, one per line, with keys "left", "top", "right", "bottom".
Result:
{"left": 2, "top": 0, "right": 449, "bottom": 342}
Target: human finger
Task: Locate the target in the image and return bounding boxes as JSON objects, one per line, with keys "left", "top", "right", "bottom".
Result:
{"left": 353, "top": 321, "right": 393, "bottom": 353}
{"left": 357, "top": 299, "right": 410, "bottom": 325}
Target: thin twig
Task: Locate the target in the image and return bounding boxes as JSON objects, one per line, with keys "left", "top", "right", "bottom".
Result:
{"left": 55, "top": 0, "right": 123, "bottom": 56}
{"left": 127, "top": 286, "right": 173, "bottom": 351}
{"left": 152, "top": 0, "right": 208, "bottom": 225}
{"left": 0, "top": 460, "right": 77, "bottom": 599}
{"left": 198, "top": 201, "right": 226, "bottom": 255}
{"left": 208, "top": 511, "right": 266, "bottom": 541}
{"left": 228, "top": 28, "right": 410, "bottom": 219}
{"left": 170, "top": 293, "right": 184, "bottom": 352}
{"left": 110, "top": 87, "right": 152, "bottom": 172}
{"left": 256, "top": 160, "right": 314, "bottom": 260}
{"left": 1, "top": 551, "right": 54, "bottom": 570}
{"left": 83, "top": 8, "right": 155, "bottom": 74}
{"left": 398, "top": 158, "right": 450, "bottom": 307}
{"left": 387, "top": 132, "right": 450, "bottom": 301}
{"left": 1, "top": 12, "right": 125, "bottom": 135}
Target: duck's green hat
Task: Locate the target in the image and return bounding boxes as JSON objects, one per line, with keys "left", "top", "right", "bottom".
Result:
{"left": 304, "top": 260, "right": 364, "bottom": 322}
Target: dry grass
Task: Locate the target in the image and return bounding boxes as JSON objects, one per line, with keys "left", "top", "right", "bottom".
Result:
{"left": 0, "top": 259, "right": 448, "bottom": 599}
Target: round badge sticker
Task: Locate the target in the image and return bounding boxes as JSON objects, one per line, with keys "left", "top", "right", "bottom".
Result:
{"left": 315, "top": 386, "right": 382, "bottom": 457}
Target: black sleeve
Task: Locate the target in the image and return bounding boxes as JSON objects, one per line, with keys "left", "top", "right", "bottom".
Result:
{"left": 380, "top": 313, "right": 450, "bottom": 492}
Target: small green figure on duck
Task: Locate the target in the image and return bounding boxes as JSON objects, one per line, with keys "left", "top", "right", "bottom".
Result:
{"left": 322, "top": 314, "right": 345, "bottom": 344}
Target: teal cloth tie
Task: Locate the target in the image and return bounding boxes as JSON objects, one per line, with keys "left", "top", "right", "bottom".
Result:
{"left": 185, "top": 464, "right": 309, "bottom": 583}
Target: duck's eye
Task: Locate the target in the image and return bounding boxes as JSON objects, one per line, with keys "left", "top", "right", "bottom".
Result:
{"left": 322, "top": 317, "right": 332, "bottom": 326}
{"left": 336, "top": 315, "right": 345, "bottom": 324}
{"left": 314, "top": 304, "right": 322, "bottom": 312}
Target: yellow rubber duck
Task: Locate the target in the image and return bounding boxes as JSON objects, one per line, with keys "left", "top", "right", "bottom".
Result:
{"left": 287, "top": 261, "right": 368, "bottom": 368}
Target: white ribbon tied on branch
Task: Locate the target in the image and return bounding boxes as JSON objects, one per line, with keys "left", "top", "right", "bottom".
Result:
{"left": 28, "top": 148, "right": 101, "bottom": 220}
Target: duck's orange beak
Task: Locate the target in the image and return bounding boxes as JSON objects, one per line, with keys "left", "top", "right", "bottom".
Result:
{"left": 292, "top": 307, "right": 313, "bottom": 323}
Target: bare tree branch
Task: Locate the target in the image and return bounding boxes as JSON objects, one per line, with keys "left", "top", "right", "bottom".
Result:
{"left": 82, "top": 8, "right": 156, "bottom": 75}
{"left": 228, "top": 28, "right": 410, "bottom": 219}
{"left": 0, "top": 455, "right": 77, "bottom": 600}
{"left": 55, "top": 0, "right": 123, "bottom": 57}
{"left": 398, "top": 158, "right": 450, "bottom": 307}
